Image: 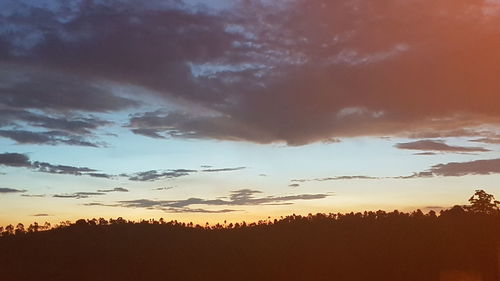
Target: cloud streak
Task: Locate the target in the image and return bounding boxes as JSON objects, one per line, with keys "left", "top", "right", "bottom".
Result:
{"left": 0, "top": 65, "right": 137, "bottom": 146}
{"left": 97, "top": 187, "right": 129, "bottom": 193}
{"left": 395, "top": 140, "right": 490, "bottom": 153}
{"left": 126, "top": 169, "right": 198, "bottom": 182}
{"left": 406, "top": 158, "right": 500, "bottom": 178}
{"left": 294, "top": 158, "right": 500, "bottom": 182}
{"left": 32, "top": 214, "right": 51, "bottom": 217}
{"left": 201, "top": 167, "right": 246, "bottom": 172}
{"left": 0, "top": 187, "right": 26, "bottom": 193}
{"left": 85, "top": 189, "right": 330, "bottom": 213}
{"left": 293, "top": 176, "right": 380, "bottom": 183}
{"left": 0, "top": 130, "right": 101, "bottom": 147}
{"left": 53, "top": 192, "right": 105, "bottom": 199}
{"left": 1, "top": 152, "right": 246, "bottom": 181}
{"left": 0, "top": 152, "right": 113, "bottom": 178}
{"left": 125, "top": 166, "right": 246, "bottom": 181}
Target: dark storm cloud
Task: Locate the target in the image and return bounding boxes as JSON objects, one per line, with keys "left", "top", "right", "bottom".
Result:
{"left": 0, "top": 152, "right": 113, "bottom": 178}
{"left": 2, "top": 0, "right": 500, "bottom": 145}
{"left": 0, "top": 74, "right": 122, "bottom": 147}
{"left": 0, "top": 187, "right": 26, "bottom": 193}
{"left": 0, "top": 64, "right": 139, "bottom": 112}
{"left": 85, "top": 188, "right": 330, "bottom": 213}
{"left": 124, "top": 0, "right": 500, "bottom": 144}
{"left": 395, "top": 140, "right": 490, "bottom": 153}
{"left": 127, "top": 111, "right": 279, "bottom": 144}
{"left": 0, "top": 1, "right": 238, "bottom": 109}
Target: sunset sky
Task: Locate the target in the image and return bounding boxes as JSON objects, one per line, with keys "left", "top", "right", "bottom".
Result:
{"left": 1, "top": 0, "right": 499, "bottom": 226}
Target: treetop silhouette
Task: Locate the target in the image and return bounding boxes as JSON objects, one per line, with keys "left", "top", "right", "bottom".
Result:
{"left": 466, "top": 189, "right": 500, "bottom": 215}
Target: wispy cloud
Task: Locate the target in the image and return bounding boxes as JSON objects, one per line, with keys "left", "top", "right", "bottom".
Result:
{"left": 125, "top": 166, "right": 246, "bottom": 181}
{"left": 21, "top": 194, "right": 46, "bottom": 198}
{"left": 97, "top": 187, "right": 129, "bottom": 193}
{"left": 201, "top": 167, "right": 246, "bottom": 172}
{"left": 0, "top": 130, "right": 101, "bottom": 147}
{"left": 469, "top": 138, "right": 500, "bottom": 144}
{"left": 395, "top": 140, "right": 489, "bottom": 153}
{"left": 293, "top": 175, "right": 379, "bottom": 183}
{"left": 32, "top": 213, "right": 51, "bottom": 217}
{"left": 53, "top": 192, "right": 105, "bottom": 199}
{"left": 295, "top": 158, "right": 500, "bottom": 182}
{"left": 153, "top": 187, "right": 175, "bottom": 191}
{"left": 0, "top": 152, "right": 113, "bottom": 178}
{"left": 403, "top": 158, "right": 500, "bottom": 178}
{"left": 413, "top": 152, "right": 438, "bottom": 156}
{"left": 0, "top": 187, "right": 26, "bottom": 193}
{"left": 1, "top": 152, "right": 247, "bottom": 182}
{"left": 125, "top": 169, "right": 197, "bottom": 181}
{"left": 85, "top": 189, "right": 330, "bottom": 213}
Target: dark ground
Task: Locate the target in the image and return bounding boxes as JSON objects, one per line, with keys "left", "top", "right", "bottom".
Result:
{"left": 0, "top": 207, "right": 499, "bottom": 281}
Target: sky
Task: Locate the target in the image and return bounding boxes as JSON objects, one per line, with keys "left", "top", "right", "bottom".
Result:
{"left": 1, "top": 0, "right": 500, "bottom": 226}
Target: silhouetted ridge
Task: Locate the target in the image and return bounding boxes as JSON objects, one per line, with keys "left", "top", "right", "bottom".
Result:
{"left": 0, "top": 190, "right": 499, "bottom": 281}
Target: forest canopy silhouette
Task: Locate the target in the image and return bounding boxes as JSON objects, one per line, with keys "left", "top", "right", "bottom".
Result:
{"left": 0, "top": 190, "right": 499, "bottom": 281}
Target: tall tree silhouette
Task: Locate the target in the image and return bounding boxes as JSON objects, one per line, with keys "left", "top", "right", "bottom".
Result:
{"left": 466, "top": 189, "right": 500, "bottom": 215}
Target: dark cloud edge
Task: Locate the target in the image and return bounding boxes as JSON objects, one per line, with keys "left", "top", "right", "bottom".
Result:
{"left": 292, "top": 158, "right": 500, "bottom": 182}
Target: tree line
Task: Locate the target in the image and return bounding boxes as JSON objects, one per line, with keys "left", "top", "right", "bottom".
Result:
{"left": 0, "top": 189, "right": 498, "bottom": 281}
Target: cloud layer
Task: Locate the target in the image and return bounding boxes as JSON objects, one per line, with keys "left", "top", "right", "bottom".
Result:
{"left": 86, "top": 189, "right": 330, "bottom": 213}
{"left": 1, "top": 0, "right": 500, "bottom": 145}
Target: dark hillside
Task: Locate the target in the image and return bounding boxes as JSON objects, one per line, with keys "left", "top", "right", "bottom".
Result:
{"left": 0, "top": 207, "right": 499, "bottom": 281}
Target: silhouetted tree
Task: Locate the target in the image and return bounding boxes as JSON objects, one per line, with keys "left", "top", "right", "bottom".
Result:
{"left": 14, "top": 223, "right": 25, "bottom": 235}
{"left": 27, "top": 222, "right": 39, "bottom": 233}
{"left": 440, "top": 205, "right": 466, "bottom": 217}
{"left": 3, "top": 224, "right": 14, "bottom": 236}
{"left": 98, "top": 218, "right": 108, "bottom": 225}
{"left": 43, "top": 222, "right": 51, "bottom": 230}
{"left": 466, "top": 189, "right": 500, "bottom": 214}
